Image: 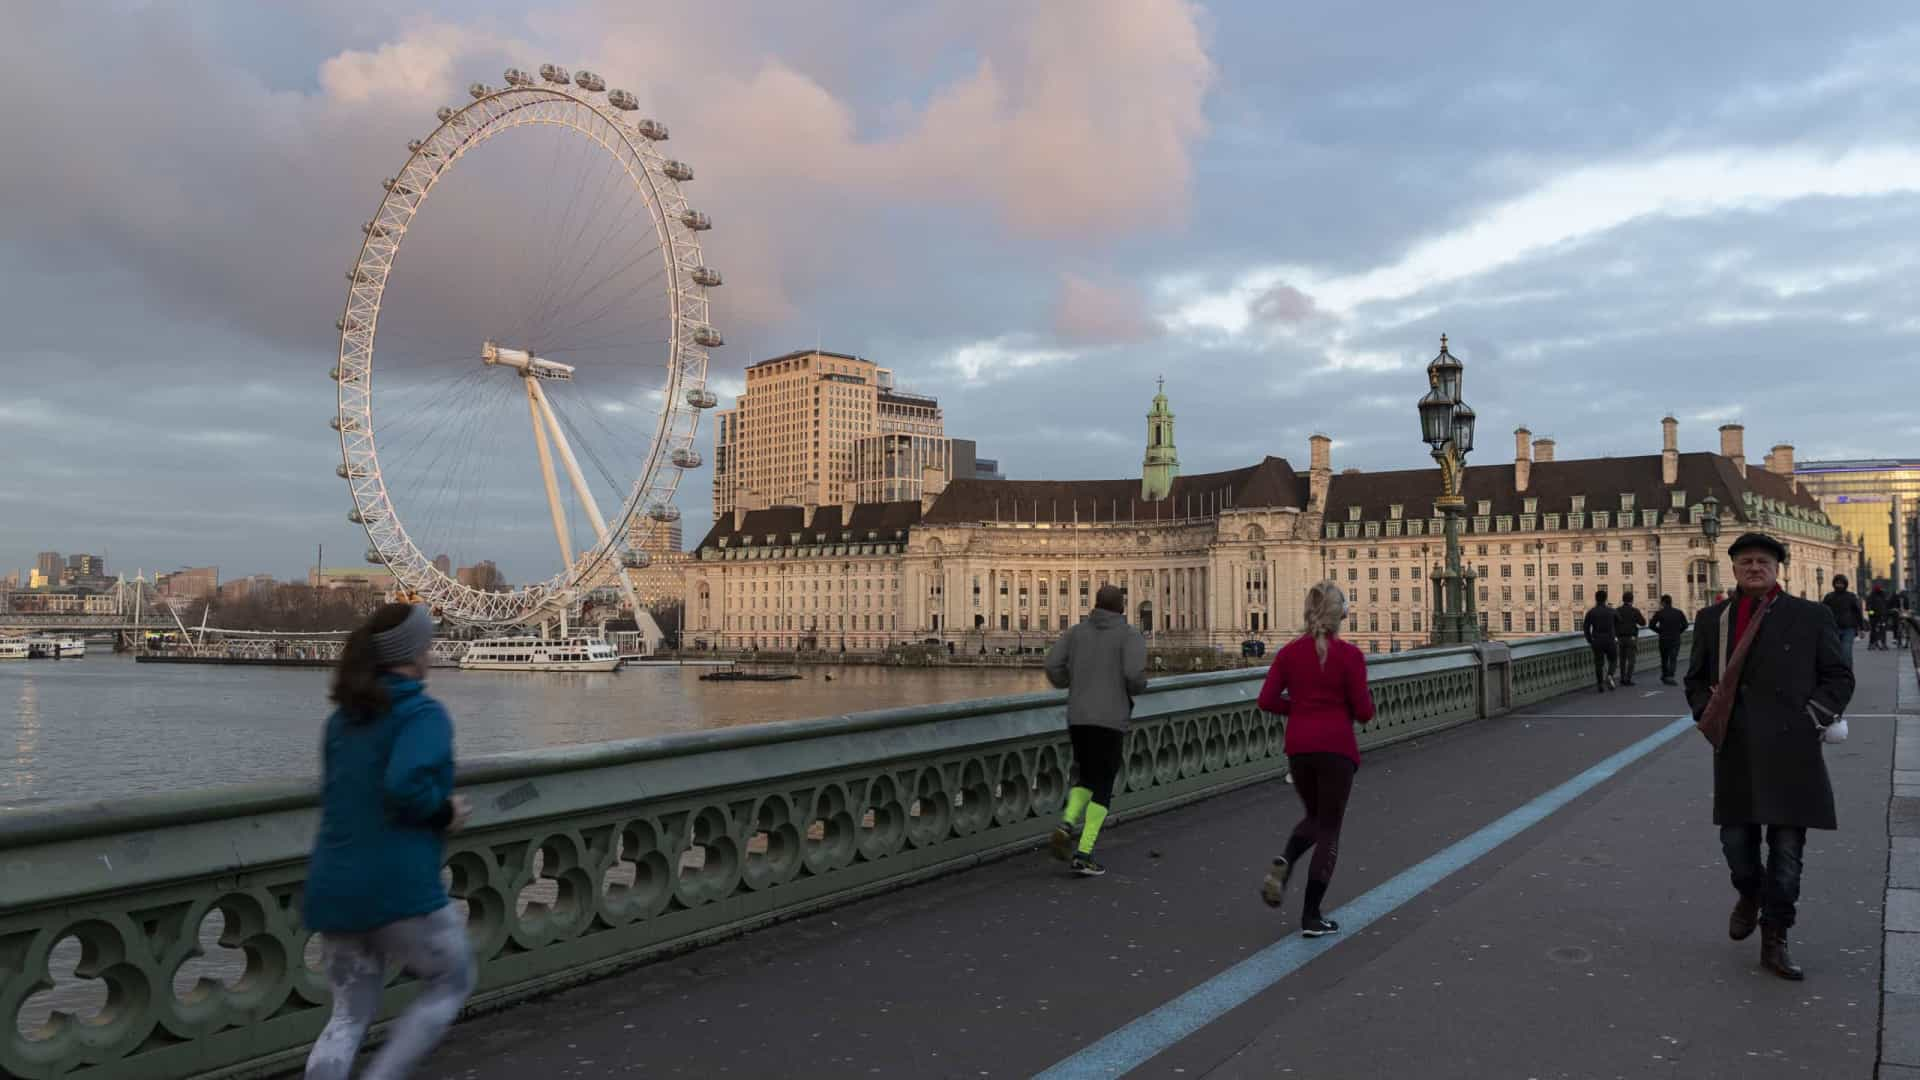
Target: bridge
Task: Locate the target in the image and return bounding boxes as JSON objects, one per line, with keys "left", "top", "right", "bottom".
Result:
{"left": 0, "top": 612, "right": 178, "bottom": 634}
{"left": 2, "top": 633, "right": 1914, "bottom": 1079}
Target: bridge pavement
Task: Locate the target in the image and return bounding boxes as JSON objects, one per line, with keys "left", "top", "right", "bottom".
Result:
{"left": 403, "top": 648, "right": 1907, "bottom": 1079}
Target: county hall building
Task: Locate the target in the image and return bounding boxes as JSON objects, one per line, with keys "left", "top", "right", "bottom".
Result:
{"left": 684, "top": 380, "right": 1855, "bottom": 655}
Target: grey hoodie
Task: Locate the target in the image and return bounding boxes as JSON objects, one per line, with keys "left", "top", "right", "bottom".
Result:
{"left": 1044, "top": 607, "right": 1149, "bottom": 730}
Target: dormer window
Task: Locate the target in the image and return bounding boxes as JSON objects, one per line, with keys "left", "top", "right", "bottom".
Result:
{"left": 1389, "top": 504, "right": 1403, "bottom": 519}
{"left": 1671, "top": 490, "right": 1687, "bottom": 508}
{"left": 1621, "top": 493, "right": 1636, "bottom": 512}
{"left": 1523, "top": 497, "right": 1538, "bottom": 514}
{"left": 1348, "top": 506, "right": 1362, "bottom": 521}
{"left": 1477, "top": 500, "right": 1492, "bottom": 516}
{"left": 1570, "top": 494, "right": 1586, "bottom": 513}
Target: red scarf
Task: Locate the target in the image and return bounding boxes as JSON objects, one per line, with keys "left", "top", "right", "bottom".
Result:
{"left": 1732, "top": 585, "right": 1782, "bottom": 643}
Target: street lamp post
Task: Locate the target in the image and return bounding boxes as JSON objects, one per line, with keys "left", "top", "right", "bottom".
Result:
{"left": 1417, "top": 334, "right": 1480, "bottom": 645}
{"left": 1701, "top": 493, "right": 1721, "bottom": 602}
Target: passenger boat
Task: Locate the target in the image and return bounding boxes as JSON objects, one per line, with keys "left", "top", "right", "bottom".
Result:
{"left": 698, "top": 662, "right": 802, "bottom": 682}
{"left": 24, "top": 637, "right": 84, "bottom": 658}
{"left": 457, "top": 635, "right": 622, "bottom": 672}
{"left": 0, "top": 639, "right": 30, "bottom": 660}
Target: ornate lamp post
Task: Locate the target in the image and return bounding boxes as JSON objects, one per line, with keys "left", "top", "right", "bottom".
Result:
{"left": 1418, "top": 334, "right": 1480, "bottom": 645}
{"left": 1701, "top": 493, "right": 1721, "bottom": 602}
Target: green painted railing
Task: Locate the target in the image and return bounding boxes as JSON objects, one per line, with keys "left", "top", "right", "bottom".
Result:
{"left": 0, "top": 633, "right": 1641, "bottom": 1079}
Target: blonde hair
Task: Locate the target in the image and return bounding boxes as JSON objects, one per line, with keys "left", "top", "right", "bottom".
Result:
{"left": 1304, "top": 580, "right": 1347, "bottom": 662}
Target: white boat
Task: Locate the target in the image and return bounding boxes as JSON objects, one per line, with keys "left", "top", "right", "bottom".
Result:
{"left": 457, "top": 635, "right": 622, "bottom": 673}
{"left": 0, "top": 639, "right": 30, "bottom": 660}
{"left": 24, "top": 637, "right": 85, "bottom": 658}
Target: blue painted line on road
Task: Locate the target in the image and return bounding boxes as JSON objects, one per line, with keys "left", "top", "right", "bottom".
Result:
{"left": 1033, "top": 714, "right": 1697, "bottom": 1080}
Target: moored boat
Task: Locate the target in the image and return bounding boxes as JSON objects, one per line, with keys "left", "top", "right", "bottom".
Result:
{"left": 457, "top": 635, "right": 622, "bottom": 673}
{"left": 0, "top": 638, "right": 30, "bottom": 660}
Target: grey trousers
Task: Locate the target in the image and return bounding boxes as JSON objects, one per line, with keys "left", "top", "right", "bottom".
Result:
{"left": 304, "top": 903, "right": 475, "bottom": 1080}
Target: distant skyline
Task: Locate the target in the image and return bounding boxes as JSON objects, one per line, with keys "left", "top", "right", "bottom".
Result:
{"left": 5, "top": 1, "right": 1920, "bottom": 583}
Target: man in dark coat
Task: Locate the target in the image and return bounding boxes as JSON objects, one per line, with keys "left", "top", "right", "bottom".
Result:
{"left": 1649, "top": 594, "right": 1688, "bottom": 685}
{"left": 1581, "top": 588, "right": 1618, "bottom": 693}
{"left": 1867, "top": 584, "right": 1889, "bottom": 650}
{"left": 1821, "top": 574, "right": 1865, "bottom": 668}
{"left": 1685, "top": 532, "right": 1853, "bottom": 980}
{"left": 1613, "top": 591, "right": 1647, "bottom": 686}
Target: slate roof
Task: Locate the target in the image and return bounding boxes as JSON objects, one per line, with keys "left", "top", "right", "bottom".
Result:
{"left": 1323, "top": 452, "right": 1827, "bottom": 525}
{"left": 919, "top": 456, "right": 1306, "bottom": 525}
{"left": 694, "top": 501, "right": 923, "bottom": 551}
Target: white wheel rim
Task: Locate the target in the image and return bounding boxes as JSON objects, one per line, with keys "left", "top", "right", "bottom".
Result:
{"left": 335, "top": 77, "right": 714, "bottom": 627}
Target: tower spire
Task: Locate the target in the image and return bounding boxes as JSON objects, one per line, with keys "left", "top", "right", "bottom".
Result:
{"left": 1142, "top": 379, "right": 1179, "bottom": 501}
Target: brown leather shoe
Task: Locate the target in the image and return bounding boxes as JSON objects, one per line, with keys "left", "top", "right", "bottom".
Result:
{"left": 1729, "top": 894, "right": 1760, "bottom": 940}
{"left": 1761, "top": 927, "right": 1804, "bottom": 980}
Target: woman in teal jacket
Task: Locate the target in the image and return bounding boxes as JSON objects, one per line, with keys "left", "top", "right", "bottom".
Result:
{"left": 304, "top": 603, "right": 473, "bottom": 1079}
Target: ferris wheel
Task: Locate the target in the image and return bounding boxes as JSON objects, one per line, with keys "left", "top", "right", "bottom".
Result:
{"left": 333, "top": 64, "right": 721, "bottom": 628}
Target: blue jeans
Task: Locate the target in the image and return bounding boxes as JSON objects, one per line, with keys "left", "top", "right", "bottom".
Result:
{"left": 1720, "top": 824, "right": 1806, "bottom": 929}
{"left": 1837, "top": 629, "right": 1856, "bottom": 668}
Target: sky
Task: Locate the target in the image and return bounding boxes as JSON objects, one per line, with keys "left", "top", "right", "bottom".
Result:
{"left": 4, "top": 1, "right": 1920, "bottom": 586}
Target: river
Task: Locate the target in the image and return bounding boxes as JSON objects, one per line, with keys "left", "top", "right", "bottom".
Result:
{"left": 0, "top": 653, "right": 1049, "bottom": 810}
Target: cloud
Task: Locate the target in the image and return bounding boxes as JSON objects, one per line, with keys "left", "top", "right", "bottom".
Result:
{"left": 943, "top": 338, "right": 1077, "bottom": 383}
{"left": 1051, "top": 274, "right": 1162, "bottom": 345}
{"left": 1248, "top": 282, "right": 1322, "bottom": 325}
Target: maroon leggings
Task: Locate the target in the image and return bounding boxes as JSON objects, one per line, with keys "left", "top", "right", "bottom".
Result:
{"left": 1283, "top": 752, "right": 1356, "bottom": 888}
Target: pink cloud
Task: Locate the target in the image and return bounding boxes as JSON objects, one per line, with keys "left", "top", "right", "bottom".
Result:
{"left": 1052, "top": 274, "right": 1163, "bottom": 345}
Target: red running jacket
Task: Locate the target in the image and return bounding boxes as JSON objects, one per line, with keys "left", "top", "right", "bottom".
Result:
{"left": 1255, "top": 635, "right": 1376, "bottom": 765}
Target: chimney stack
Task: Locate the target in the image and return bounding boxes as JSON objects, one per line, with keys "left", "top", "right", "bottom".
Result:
{"left": 1532, "top": 437, "right": 1556, "bottom": 462}
{"left": 1309, "top": 433, "right": 1332, "bottom": 472}
{"left": 1768, "top": 443, "right": 1794, "bottom": 476}
{"left": 1307, "top": 433, "right": 1332, "bottom": 513}
{"left": 1719, "top": 423, "right": 1746, "bottom": 475}
{"left": 1661, "top": 415, "right": 1679, "bottom": 486}
{"left": 732, "top": 506, "right": 746, "bottom": 532}
{"left": 1514, "top": 426, "right": 1532, "bottom": 493}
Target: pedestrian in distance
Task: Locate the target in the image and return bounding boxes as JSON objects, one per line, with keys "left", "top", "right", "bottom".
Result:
{"left": 1649, "top": 594, "right": 1689, "bottom": 686}
{"left": 1685, "top": 533, "right": 1853, "bottom": 981}
{"left": 304, "top": 603, "right": 475, "bottom": 1080}
{"left": 1582, "top": 588, "right": 1619, "bottom": 693}
{"left": 1613, "top": 591, "right": 1647, "bottom": 686}
{"left": 1255, "top": 581, "right": 1376, "bottom": 937}
{"left": 1895, "top": 592, "right": 1911, "bottom": 648}
{"left": 1867, "top": 584, "right": 1889, "bottom": 650}
{"left": 1045, "top": 584, "right": 1148, "bottom": 878}
{"left": 1820, "top": 573, "right": 1864, "bottom": 668}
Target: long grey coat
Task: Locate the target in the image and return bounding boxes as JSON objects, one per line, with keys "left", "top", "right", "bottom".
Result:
{"left": 1684, "top": 592, "right": 1853, "bottom": 829}
{"left": 1044, "top": 608, "right": 1148, "bottom": 731}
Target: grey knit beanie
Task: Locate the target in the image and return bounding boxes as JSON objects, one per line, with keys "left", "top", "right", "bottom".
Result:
{"left": 371, "top": 604, "right": 434, "bottom": 665}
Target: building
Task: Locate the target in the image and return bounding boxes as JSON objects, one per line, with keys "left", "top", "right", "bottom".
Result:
{"left": 625, "top": 516, "right": 691, "bottom": 608}
{"left": 157, "top": 566, "right": 219, "bottom": 600}
{"left": 1792, "top": 458, "right": 1920, "bottom": 594}
{"left": 686, "top": 386, "right": 1854, "bottom": 654}
{"left": 35, "top": 552, "right": 63, "bottom": 583}
{"left": 218, "top": 574, "right": 278, "bottom": 604}
{"left": 65, "top": 554, "right": 106, "bottom": 582}
{"left": 712, "top": 349, "right": 960, "bottom": 515}
{"left": 310, "top": 566, "right": 397, "bottom": 591}
{"left": 432, "top": 554, "right": 453, "bottom": 577}
{"left": 974, "top": 457, "right": 1005, "bottom": 481}
{"left": 456, "top": 561, "right": 505, "bottom": 591}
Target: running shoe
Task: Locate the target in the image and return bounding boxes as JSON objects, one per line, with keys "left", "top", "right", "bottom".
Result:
{"left": 1070, "top": 854, "right": 1107, "bottom": 877}
{"left": 1260, "top": 856, "right": 1294, "bottom": 908}
{"left": 1301, "top": 915, "right": 1340, "bottom": 938}
{"left": 1048, "top": 824, "right": 1075, "bottom": 862}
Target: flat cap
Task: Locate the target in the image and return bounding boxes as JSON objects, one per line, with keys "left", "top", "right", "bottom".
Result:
{"left": 1727, "top": 532, "right": 1788, "bottom": 563}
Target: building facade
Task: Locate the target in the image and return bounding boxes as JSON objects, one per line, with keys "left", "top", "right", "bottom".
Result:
{"left": 624, "top": 516, "right": 690, "bottom": 608}
{"left": 157, "top": 566, "right": 219, "bottom": 600}
{"left": 1792, "top": 458, "right": 1920, "bottom": 594}
{"left": 685, "top": 391, "right": 1854, "bottom": 654}
{"left": 711, "top": 349, "right": 958, "bottom": 515}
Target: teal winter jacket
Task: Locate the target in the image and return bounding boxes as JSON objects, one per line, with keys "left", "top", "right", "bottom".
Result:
{"left": 302, "top": 675, "right": 456, "bottom": 934}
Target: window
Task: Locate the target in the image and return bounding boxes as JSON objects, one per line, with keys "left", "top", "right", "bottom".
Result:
{"left": 1391, "top": 566, "right": 1401, "bottom": 580}
{"left": 1368, "top": 567, "right": 1379, "bottom": 581}
{"left": 1594, "top": 511, "right": 1611, "bottom": 529}
{"left": 1574, "top": 584, "right": 1585, "bottom": 602}
{"left": 1502, "top": 612, "right": 1513, "bottom": 632}
{"left": 1479, "top": 586, "right": 1489, "bottom": 604}
{"left": 1391, "top": 613, "right": 1402, "bottom": 631}
{"left": 1411, "top": 586, "right": 1422, "bottom": 604}
{"left": 1368, "top": 613, "right": 1379, "bottom": 631}
{"left": 1571, "top": 495, "right": 1586, "bottom": 513}
{"left": 1621, "top": 493, "right": 1636, "bottom": 512}
{"left": 1500, "top": 564, "right": 1512, "bottom": 578}
{"left": 1524, "top": 563, "right": 1536, "bottom": 577}
{"left": 1389, "top": 504, "right": 1403, "bottom": 519}
{"left": 1621, "top": 561, "right": 1634, "bottom": 576}
{"left": 1549, "top": 584, "right": 1560, "bottom": 602}
{"left": 1548, "top": 563, "right": 1560, "bottom": 578}
{"left": 1412, "top": 612, "right": 1424, "bottom": 631}
{"left": 1347, "top": 568, "right": 1358, "bottom": 582}
{"left": 1572, "top": 563, "right": 1584, "bottom": 577}
{"left": 1596, "top": 562, "right": 1608, "bottom": 576}
{"left": 1525, "top": 586, "right": 1536, "bottom": 603}
{"left": 1477, "top": 543, "right": 1489, "bottom": 556}
{"left": 1550, "top": 612, "right": 1561, "bottom": 632}
{"left": 1502, "top": 586, "right": 1512, "bottom": 603}
{"left": 1526, "top": 614, "right": 1537, "bottom": 632}
{"left": 1523, "top": 497, "right": 1538, "bottom": 514}
{"left": 1391, "top": 587, "right": 1401, "bottom": 602}
{"left": 1595, "top": 540, "right": 1609, "bottom": 553}
{"left": 1621, "top": 539, "right": 1634, "bottom": 552}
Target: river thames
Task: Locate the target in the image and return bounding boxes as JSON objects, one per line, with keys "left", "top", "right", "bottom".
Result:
{"left": 0, "top": 653, "right": 1048, "bottom": 810}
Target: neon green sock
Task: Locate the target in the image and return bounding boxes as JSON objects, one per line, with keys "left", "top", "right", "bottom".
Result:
{"left": 1062, "top": 786, "right": 1092, "bottom": 827}
{"left": 1078, "top": 802, "right": 1109, "bottom": 854}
